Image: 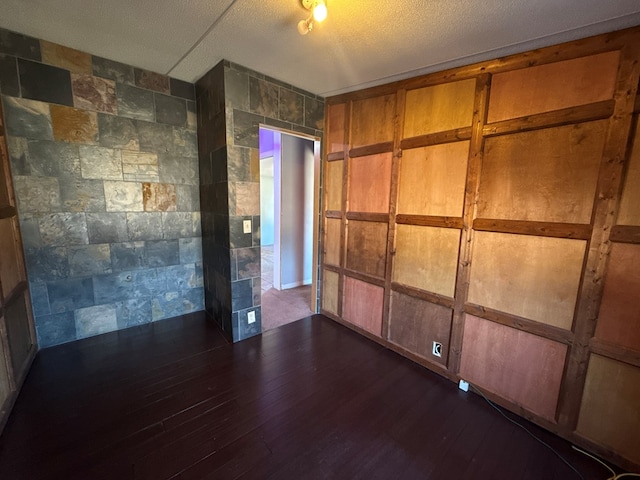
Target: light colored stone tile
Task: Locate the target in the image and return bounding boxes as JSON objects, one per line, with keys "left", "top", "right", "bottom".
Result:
{"left": 80, "top": 145, "right": 122, "bottom": 180}
{"left": 143, "top": 182, "right": 176, "bottom": 212}
{"left": 13, "top": 176, "right": 61, "bottom": 213}
{"left": 39, "top": 213, "right": 88, "bottom": 246}
{"left": 41, "top": 40, "right": 92, "bottom": 74}
{"left": 121, "top": 151, "right": 158, "bottom": 166}
{"left": 234, "top": 182, "right": 260, "bottom": 215}
{"left": 75, "top": 303, "right": 118, "bottom": 339}
{"left": 104, "top": 181, "right": 143, "bottom": 212}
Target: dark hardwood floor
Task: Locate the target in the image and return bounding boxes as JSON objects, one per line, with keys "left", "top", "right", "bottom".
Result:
{"left": 0, "top": 313, "right": 616, "bottom": 479}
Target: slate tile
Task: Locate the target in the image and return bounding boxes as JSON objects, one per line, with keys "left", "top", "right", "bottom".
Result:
{"left": 20, "top": 214, "right": 42, "bottom": 249}
{"left": 227, "top": 145, "right": 251, "bottom": 182}
{"left": 211, "top": 147, "right": 228, "bottom": 182}
{"left": 58, "top": 176, "right": 106, "bottom": 212}
{"left": 176, "top": 184, "right": 200, "bottom": 212}
{"left": 229, "top": 216, "right": 252, "bottom": 248}
{"left": 0, "top": 53, "right": 19, "bottom": 96}
{"left": 126, "top": 212, "right": 163, "bottom": 241}
{"left": 75, "top": 304, "right": 118, "bottom": 339}
{"left": 68, "top": 244, "right": 111, "bottom": 276}
{"left": 111, "top": 241, "right": 147, "bottom": 271}
{"left": 72, "top": 74, "right": 117, "bottom": 114}
{"left": 18, "top": 58, "right": 73, "bottom": 106}
{"left": 164, "top": 263, "right": 199, "bottom": 290}
{"left": 115, "top": 298, "right": 151, "bottom": 328}
{"left": 116, "top": 83, "right": 155, "bottom": 122}
{"left": 92, "top": 56, "right": 135, "bottom": 85}
{"left": 224, "top": 67, "right": 249, "bottom": 111}
{"left": 26, "top": 140, "right": 80, "bottom": 176}
{"left": 305, "top": 96, "right": 325, "bottom": 130}
{"left": 122, "top": 151, "right": 158, "bottom": 182}
{"left": 237, "top": 247, "right": 260, "bottom": 279}
{"left": 183, "top": 287, "right": 204, "bottom": 313}
{"left": 6, "top": 136, "right": 28, "bottom": 175}
{"left": 136, "top": 120, "right": 173, "bottom": 153}
{"left": 104, "top": 180, "right": 143, "bottom": 212}
{"left": 186, "top": 101, "right": 197, "bottom": 129}
{"left": 29, "top": 282, "right": 51, "bottom": 316}
{"left": 155, "top": 93, "right": 187, "bottom": 126}
{"left": 233, "top": 182, "right": 260, "bottom": 216}
{"left": 93, "top": 269, "right": 166, "bottom": 304}
{"left": 134, "top": 68, "right": 170, "bottom": 93}
{"left": 40, "top": 41, "right": 91, "bottom": 74}
{"left": 252, "top": 276, "right": 261, "bottom": 305}
{"left": 25, "top": 246, "right": 69, "bottom": 281}
{"left": 179, "top": 237, "right": 202, "bottom": 264}
{"left": 80, "top": 145, "right": 123, "bottom": 180}
{"left": 146, "top": 240, "right": 179, "bottom": 267}
{"left": 169, "top": 127, "right": 198, "bottom": 157}
{"left": 86, "top": 213, "right": 128, "bottom": 244}
{"left": 252, "top": 215, "right": 261, "bottom": 247}
{"left": 143, "top": 182, "right": 176, "bottom": 212}
{"left": 249, "top": 77, "right": 278, "bottom": 118}
{"left": 13, "top": 176, "right": 61, "bottom": 213}
{"left": 162, "top": 212, "right": 194, "bottom": 239}
{"left": 250, "top": 146, "right": 260, "bottom": 182}
{"left": 237, "top": 307, "right": 261, "bottom": 340}
{"left": 47, "top": 277, "right": 94, "bottom": 313}
{"left": 264, "top": 117, "right": 291, "bottom": 131}
{"left": 279, "top": 88, "right": 304, "bottom": 124}
{"left": 233, "top": 110, "right": 262, "bottom": 148}
{"left": 169, "top": 78, "right": 195, "bottom": 100}
{"left": 0, "top": 29, "right": 40, "bottom": 61}
{"left": 157, "top": 153, "right": 198, "bottom": 185}
{"left": 39, "top": 212, "right": 88, "bottom": 246}
{"left": 3, "top": 97, "right": 53, "bottom": 140}
{"left": 36, "top": 311, "right": 76, "bottom": 347}
{"left": 231, "top": 278, "right": 253, "bottom": 311}
{"left": 98, "top": 114, "right": 139, "bottom": 150}
{"left": 50, "top": 105, "right": 99, "bottom": 144}
{"left": 151, "top": 291, "right": 183, "bottom": 321}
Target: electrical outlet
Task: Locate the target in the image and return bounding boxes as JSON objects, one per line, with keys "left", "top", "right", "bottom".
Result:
{"left": 247, "top": 310, "right": 256, "bottom": 324}
{"left": 432, "top": 341, "right": 442, "bottom": 357}
{"left": 243, "top": 219, "right": 252, "bottom": 234}
{"left": 459, "top": 379, "right": 469, "bottom": 392}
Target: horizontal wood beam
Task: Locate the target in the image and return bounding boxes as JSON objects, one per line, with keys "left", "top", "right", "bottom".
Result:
{"left": 1, "top": 281, "right": 28, "bottom": 311}
{"left": 391, "top": 282, "right": 455, "bottom": 309}
{"left": 349, "top": 142, "right": 394, "bottom": 158}
{"left": 609, "top": 225, "right": 640, "bottom": 244}
{"left": 400, "top": 127, "right": 472, "bottom": 150}
{"left": 396, "top": 214, "right": 463, "bottom": 229}
{"left": 473, "top": 218, "right": 592, "bottom": 240}
{"left": 343, "top": 269, "right": 386, "bottom": 287}
{"left": 327, "top": 151, "right": 345, "bottom": 161}
{"left": 322, "top": 264, "right": 340, "bottom": 274}
{"left": 0, "top": 205, "right": 17, "bottom": 220}
{"left": 589, "top": 338, "right": 640, "bottom": 369}
{"left": 324, "top": 210, "right": 342, "bottom": 219}
{"left": 345, "top": 212, "right": 388, "bottom": 223}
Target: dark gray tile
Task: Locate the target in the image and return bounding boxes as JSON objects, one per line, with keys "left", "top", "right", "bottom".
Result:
{"left": 19, "top": 214, "right": 42, "bottom": 249}
{"left": 162, "top": 212, "right": 195, "bottom": 239}
{"left": 35, "top": 311, "right": 76, "bottom": 347}
{"left": 264, "top": 117, "right": 292, "bottom": 131}
{"left": 68, "top": 244, "right": 111, "bottom": 276}
{"left": 170, "top": 127, "right": 198, "bottom": 157}
{"left": 13, "top": 176, "right": 61, "bottom": 213}
{"left": 176, "top": 184, "right": 200, "bottom": 212}
{"left": 249, "top": 77, "right": 278, "bottom": 118}
{"left": 47, "top": 277, "right": 94, "bottom": 313}
{"left": 115, "top": 298, "right": 151, "bottom": 328}
{"left": 146, "top": 239, "right": 179, "bottom": 267}
{"left": 94, "top": 269, "right": 166, "bottom": 304}
{"left": 29, "top": 282, "right": 50, "bottom": 316}
{"left": 137, "top": 120, "right": 173, "bottom": 153}
{"left": 170, "top": 78, "right": 195, "bottom": 100}
{"left": 279, "top": 88, "right": 304, "bottom": 124}
{"left": 110, "top": 241, "right": 147, "bottom": 271}
{"left": 98, "top": 114, "right": 139, "bottom": 150}
{"left": 6, "top": 136, "right": 28, "bottom": 175}
{"left": 155, "top": 93, "right": 187, "bottom": 127}
{"left": 116, "top": 83, "right": 155, "bottom": 122}
{"left": 224, "top": 67, "right": 249, "bottom": 111}
{"left": 0, "top": 53, "right": 19, "bottom": 96}
{"left": 252, "top": 215, "right": 261, "bottom": 247}
{"left": 233, "top": 110, "right": 262, "bottom": 148}
{"left": 92, "top": 56, "right": 135, "bottom": 85}
{"left": 305, "top": 96, "right": 325, "bottom": 130}
{"left": 236, "top": 247, "right": 259, "bottom": 279}
{"left": 230, "top": 216, "right": 252, "bottom": 248}
{"left": 0, "top": 29, "right": 40, "bottom": 61}
{"left": 127, "top": 212, "right": 163, "bottom": 241}
{"left": 179, "top": 237, "right": 202, "bottom": 264}
{"left": 26, "top": 140, "right": 80, "bottom": 176}
{"left": 87, "top": 213, "right": 128, "bottom": 243}
{"left": 293, "top": 124, "right": 317, "bottom": 137}
{"left": 237, "top": 306, "right": 261, "bottom": 341}
{"left": 227, "top": 145, "right": 250, "bottom": 182}
{"left": 58, "top": 177, "right": 106, "bottom": 213}
{"left": 25, "top": 246, "right": 69, "bottom": 281}
{"left": 158, "top": 153, "right": 198, "bottom": 185}
{"left": 134, "top": 68, "right": 169, "bottom": 93}
{"left": 231, "top": 278, "right": 252, "bottom": 311}
{"left": 230, "top": 249, "right": 238, "bottom": 281}
{"left": 151, "top": 291, "right": 184, "bottom": 321}
{"left": 18, "top": 58, "right": 73, "bottom": 106}
{"left": 3, "top": 96, "right": 53, "bottom": 140}
{"left": 211, "top": 147, "right": 228, "bottom": 183}
{"left": 164, "top": 264, "right": 200, "bottom": 290}
{"left": 183, "top": 287, "right": 204, "bottom": 313}
{"left": 39, "top": 213, "right": 88, "bottom": 246}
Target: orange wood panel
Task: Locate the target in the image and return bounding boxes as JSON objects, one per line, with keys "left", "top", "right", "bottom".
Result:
{"left": 327, "top": 103, "right": 346, "bottom": 153}
{"left": 487, "top": 51, "right": 620, "bottom": 122}
{"left": 389, "top": 291, "right": 452, "bottom": 366}
{"left": 404, "top": 79, "right": 476, "bottom": 137}
{"left": 618, "top": 120, "right": 640, "bottom": 226}
{"left": 322, "top": 269, "right": 340, "bottom": 315}
{"left": 460, "top": 314, "right": 568, "bottom": 421}
{"left": 468, "top": 232, "right": 586, "bottom": 329}
{"left": 343, "top": 276, "right": 383, "bottom": 336}
{"left": 346, "top": 221, "right": 387, "bottom": 278}
{"left": 348, "top": 152, "right": 392, "bottom": 213}
{"left": 324, "top": 218, "right": 342, "bottom": 266}
{"left": 324, "top": 160, "right": 343, "bottom": 211}
{"left": 350, "top": 94, "right": 396, "bottom": 148}
{"left": 397, "top": 142, "right": 469, "bottom": 217}
{"left": 0, "top": 217, "right": 25, "bottom": 299}
{"left": 393, "top": 224, "right": 460, "bottom": 297}
{"left": 577, "top": 355, "right": 640, "bottom": 466}
{"left": 478, "top": 121, "right": 607, "bottom": 224}
{"left": 595, "top": 243, "right": 640, "bottom": 351}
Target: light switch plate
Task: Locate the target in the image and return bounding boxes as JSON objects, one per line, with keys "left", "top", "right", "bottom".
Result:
{"left": 243, "top": 219, "right": 252, "bottom": 234}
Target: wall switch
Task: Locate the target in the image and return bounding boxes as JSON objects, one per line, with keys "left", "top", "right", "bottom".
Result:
{"left": 432, "top": 341, "right": 442, "bottom": 357}
{"left": 247, "top": 310, "right": 256, "bottom": 324}
{"left": 243, "top": 219, "right": 252, "bottom": 234}
{"left": 459, "top": 380, "right": 469, "bottom": 392}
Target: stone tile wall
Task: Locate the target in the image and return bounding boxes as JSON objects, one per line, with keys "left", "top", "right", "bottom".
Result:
{"left": 0, "top": 28, "right": 203, "bottom": 347}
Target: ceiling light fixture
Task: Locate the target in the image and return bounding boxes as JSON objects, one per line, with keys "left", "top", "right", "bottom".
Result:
{"left": 297, "top": 0, "right": 327, "bottom": 35}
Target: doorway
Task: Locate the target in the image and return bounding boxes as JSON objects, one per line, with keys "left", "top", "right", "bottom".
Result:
{"left": 259, "top": 127, "right": 320, "bottom": 330}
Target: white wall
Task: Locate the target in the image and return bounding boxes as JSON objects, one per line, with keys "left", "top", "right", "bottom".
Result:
{"left": 260, "top": 156, "right": 275, "bottom": 246}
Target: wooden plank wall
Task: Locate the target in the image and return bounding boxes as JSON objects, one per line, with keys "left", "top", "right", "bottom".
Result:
{"left": 320, "top": 27, "right": 640, "bottom": 470}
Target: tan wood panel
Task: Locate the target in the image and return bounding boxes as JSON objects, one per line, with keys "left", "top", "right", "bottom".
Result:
{"left": 0, "top": 218, "right": 24, "bottom": 299}
{"left": 322, "top": 269, "right": 340, "bottom": 315}
{"left": 389, "top": 291, "right": 452, "bottom": 366}
{"left": 343, "top": 276, "right": 384, "bottom": 336}
{"left": 327, "top": 103, "right": 346, "bottom": 153}
{"left": 460, "top": 314, "right": 568, "bottom": 421}
{"left": 618, "top": 119, "right": 640, "bottom": 225}
{"left": 478, "top": 121, "right": 607, "bottom": 224}
{"left": 577, "top": 355, "right": 640, "bottom": 465}
{"left": 324, "top": 160, "right": 343, "bottom": 211}
{"left": 468, "top": 232, "right": 586, "bottom": 329}
{"left": 346, "top": 221, "right": 387, "bottom": 278}
{"left": 594, "top": 243, "right": 640, "bottom": 351}
{"left": 487, "top": 51, "right": 620, "bottom": 122}
{"left": 347, "top": 152, "right": 392, "bottom": 213}
{"left": 397, "top": 142, "right": 469, "bottom": 217}
{"left": 324, "top": 218, "right": 341, "bottom": 267}
{"left": 404, "top": 79, "right": 476, "bottom": 138}
{"left": 393, "top": 224, "right": 460, "bottom": 298}
{"left": 350, "top": 94, "right": 396, "bottom": 148}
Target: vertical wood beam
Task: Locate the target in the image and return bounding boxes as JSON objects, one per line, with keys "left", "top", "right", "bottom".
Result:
{"left": 336, "top": 102, "right": 352, "bottom": 317}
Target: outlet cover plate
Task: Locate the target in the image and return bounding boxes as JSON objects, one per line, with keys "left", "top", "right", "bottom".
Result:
{"left": 459, "top": 380, "right": 469, "bottom": 392}
{"left": 243, "top": 219, "right": 252, "bottom": 234}
{"left": 247, "top": 310, "right": 256, "bottom": 324}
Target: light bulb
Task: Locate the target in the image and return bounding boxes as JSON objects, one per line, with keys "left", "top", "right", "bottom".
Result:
{"left": 313, "top": 1, "right": 327, "bottom": 22}
{"left": 297, "top": 19, "right": 311, "bottom": 35}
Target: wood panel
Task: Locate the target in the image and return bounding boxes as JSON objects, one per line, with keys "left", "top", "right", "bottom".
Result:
{"left": 487, "top": 51, "right": 620, "bottom": 122}
{"left": 324, "top": 160, "right": 343, "bottom": 211}
{"left": 346, "top": 221, "right": 387, "bottom": 278}
{"left": 347, "top": 152, "right": 392, "bottom": 213}
{"left": 397, "top": 142, "right": 469, "bottom": 217}
{"left": 4, "top": 296, "right": 31, "bottom": 376}
{"left": 393, "top": 224, "right": 460, "bottom": 298}
{"left": 323, "top": 218, "right": 341, "bottom": 267}
{"left": 388, "top": 291, "right": 452, "bottom": 366}
{"left": 342, "top": 277, "right": 383, "bottom": 336}
{"left": 350, "top": 94, "right": 396, "bottom": 148}
{"left": 0, "top": 218, "right": 24, "bottom": 299}
{"left": 460, "top": 314, "right": 568, "bottom": 421}
{"left": 327, "top": 103, "right": 346, "bottom": 153}
{"left": 468, "top": 232, "right": 586, "bottom": 329}
{"left": 576, "top": 355, "right": 640, "bottom": 465}
{"left": 321, "top": 269, "right": 339, "bottom": 315}
{"left": 478, "top": 121, "right": 607, "bottom": 224}
{"left": 0, "top": 340, "right": 10, "bottom": 408}
{"left": 594, "top": 243, "right": 640, "bottom": 351}
{"left": 404, "top": 79, "right": 476, "bottom": 137}
{"left": 617, "top": 119, "right": 640, "bottom": 225}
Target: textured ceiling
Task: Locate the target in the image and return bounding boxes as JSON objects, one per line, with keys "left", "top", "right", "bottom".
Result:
{"left": 0, "top": 0, "right": 639, "bottom": 96}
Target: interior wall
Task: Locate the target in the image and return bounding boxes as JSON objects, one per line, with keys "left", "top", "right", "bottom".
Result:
{"left": 321, "top": 27, "right": 640, "bottom": 470}
{"left": 0, "top": 27, "right": 203, "bottom": 347}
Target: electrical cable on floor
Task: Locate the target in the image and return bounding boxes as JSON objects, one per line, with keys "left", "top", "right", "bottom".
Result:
{"left": 468, "top": 383, "right": 585, "bottom": 480}
{"left": 571, "top": 445, "right": 640, "bottom": 480}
